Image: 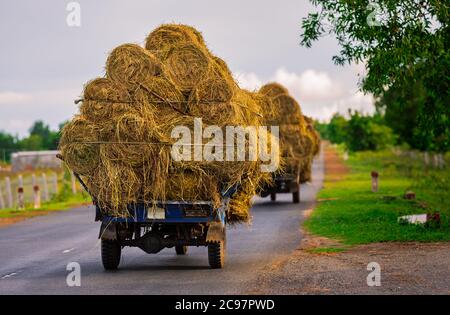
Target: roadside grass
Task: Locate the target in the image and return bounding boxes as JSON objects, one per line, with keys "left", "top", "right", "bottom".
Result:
{"left": 0, "top": 193, "right": 90, "bottom": 219}
{"left": 305, "top": 146, "right": 450, "bottom": 244}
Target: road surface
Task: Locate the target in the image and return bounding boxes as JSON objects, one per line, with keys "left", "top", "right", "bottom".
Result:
{"left": 0, "top": 151, "right": 323, "bottom": 294}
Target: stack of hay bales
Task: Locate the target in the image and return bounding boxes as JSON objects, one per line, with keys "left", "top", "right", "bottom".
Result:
{"left": 59, "top": 24, "right": 273, "bottom": 223}
{"left": 257, "top": 83, "right": 319, "bottom": 183}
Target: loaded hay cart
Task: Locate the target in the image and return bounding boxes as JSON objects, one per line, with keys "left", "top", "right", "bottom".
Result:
{"left": 58, "top": 155, "right": 233, "bottom": 270}
{"left": 260, "top": 161, "right": 301, "bottom": 204}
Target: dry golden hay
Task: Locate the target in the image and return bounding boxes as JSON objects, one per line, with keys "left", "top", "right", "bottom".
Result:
{"left": 233, "top": 89, "right": 264, "bottom": 127}
{"left": 137, "top": 76, "right": 187, "bottom": 113}
{"left": 212, "top": 55, "right": 233, "bottom": 78}
{"left": 300, "top": 155, "right": 313, "bottom": 183}
{"left": 99, "top": 111, "right": 163, "bottom": 168}
{"left": 252, "top": 93, "right": 279, "bottom": 125}
{"left": 106, "top": 43, "right": 162, "bottom": 84}
{"left": 59, "top": 115, "right": 100, "bottom": 176}
{"left": 272, "top": 94, "right": 305, "bottom": 125}
{"left": 188, "top": 62, "right": 236, "bottom": 108}
{"left": 86, "top": 160, "right": 142, "bottom": 216}
{"left": 164, "top": 171, "right": 221, "bottom": 207}
{"left": 145, "top": 24, "right": 206, "bottom": 60}
{"left": 80, "top": 77, "right": 134, "bottom": 122}
{"left": 164, "top": 44, "right": 211, "bottom": 92}
{"left": 303, "top": 115, "right": 321, "bottom": 156}
{"left": 259, "top": 82, "right": 289, "bottom": 98}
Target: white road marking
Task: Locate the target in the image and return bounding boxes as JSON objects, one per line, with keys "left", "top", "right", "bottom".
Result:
{"left": 62, "top": 248, "right": 75, "bottom": 254}
{"left": 1, "top": 272, "right": 17, "bottom": 279}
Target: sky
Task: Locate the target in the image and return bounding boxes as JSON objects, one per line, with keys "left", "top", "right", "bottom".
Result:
{"left": 0, "top": 0, "right": 375, "bottom": 138}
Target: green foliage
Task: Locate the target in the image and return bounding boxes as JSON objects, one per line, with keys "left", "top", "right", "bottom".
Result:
{"left": 0, "top": 120, "right": 64, "bottom": 163}
{"left": 327, "top": 113, "right": 348, "bottom": 144}
{"left": 52, "top": 167, "right": 73, "bottom": 202}
{"left": 345, "top": 111, "right": 396, "bottom": 151}
{"left": 0, "top": 131, "right": 18, "bottom": 162}
{"left": 317, "top": 111, "right": 396, "bottom": 151}
{"left": 301, "top": 0, "right": 450, "bottom": 151}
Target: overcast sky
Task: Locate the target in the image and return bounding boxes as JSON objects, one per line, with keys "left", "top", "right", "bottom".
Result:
{"left": 0, "top": 0, "right": 374, "bottom": 137}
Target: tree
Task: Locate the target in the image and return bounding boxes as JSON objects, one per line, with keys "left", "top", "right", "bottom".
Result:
{"left": 327, "top": 113, "right": 348, "bottom": 144}
{"left": 301, "top": 0, "right": 449, "bottom": 151}
{"left": 345, "top": 111, "right": 396, "bottom": 151}
{"left": 28, "top": 120, "right": 60, "bottom": 150}
{"left": 0, "top": 131, "right": 19, "bottom": 162}
{"left": 19, "top": 134, "right": 44, "bottom": 151}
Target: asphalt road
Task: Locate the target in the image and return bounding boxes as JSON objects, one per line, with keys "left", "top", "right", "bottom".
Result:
{"left": 0, "top": 151, "right": 323, "bottom": 294}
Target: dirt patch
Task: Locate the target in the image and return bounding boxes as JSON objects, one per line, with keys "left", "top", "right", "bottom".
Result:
{"left": 323, "top": 143, "right": 348, "bottom": 182}
{"left": 248, "top": 241, "right": 450, "bottom": 295}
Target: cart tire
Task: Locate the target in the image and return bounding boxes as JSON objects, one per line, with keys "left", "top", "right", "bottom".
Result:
{"left": 293, "top": 184, "right": 300, "bottom": 204}
{"left": 175, "top": 245, "right": 188, "bottom": 255}
{"left": 208, "top": 241, "right": 225, "bottom": 269}
{"left": 270, "top": 193, "right": 276, "bottom": 201}
{"left": 101, "top": 239, "right": 121, "bottom": 270}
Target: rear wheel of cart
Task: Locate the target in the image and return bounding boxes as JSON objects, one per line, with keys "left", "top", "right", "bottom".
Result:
{"left": 270, "top": 193, "right": 276, "bottom": 201}
{"left": 101, "top": 239, "right": 121, "bottom": 270}
{"left": 175, "top": 245, "right": 188, "bottom": 255}
{"left": 293, "top": 183, "right": 300, "bottom": 204}
{"left": 208, "top": 241, "right": 225, "bottom": 269}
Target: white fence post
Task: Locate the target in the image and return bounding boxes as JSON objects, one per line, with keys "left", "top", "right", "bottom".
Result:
{"left": 17, "top": 175, "right": 24, "bottom": 210}
{"left": 53, "top": 172, "right": 58, "bottom": 195}
{"left": 5, "top": 177, "right": 13, "bottom": 208}
{"left": 42, "top": 173, "right": 49, "bottom": 202}
{"left": 433, "top": 153, "right": 439, "bottom": 168}
{"left": 33, "top": 184, "right": 41, "bottom": 209}
{"left": 0, "top": 182, "right": 5, "bottom": 209}
{"left": 71, "top": 172, "right": 77, "bottom": 194}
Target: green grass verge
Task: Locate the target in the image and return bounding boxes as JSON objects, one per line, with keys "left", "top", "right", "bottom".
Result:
{"left": 305, "top": 146, "right": 450, "bottom": 244}
{"left": 0, "top": 193, "right": 90, "bottom": 219}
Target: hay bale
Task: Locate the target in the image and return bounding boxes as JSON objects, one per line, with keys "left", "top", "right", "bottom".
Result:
{"left": 86, "top": 160, "right": 142, "bottom": 216}
{"left": 259, "top": 82, "right": 289, "bottom": 98}
{"left": 80, "top": 78, "right": 133, "bottom": 122}
{"left": 145, "top": 24, "right": 206, "bottom": 60}
{"left": 99, "top": 110, "right": 166, "bottom": 168}
{"left": 59, "top": 115, "right": 100, "bottom": 176}
{"left": 304, "top": 116, "right": 321, "bottom": 156}
{"left": 188, "top": 61, "right": 236, "bottom": 107}
{"left": 164, "top": 171, "right": 221, "bottom": 207}
{"left": 138, "top": 76, "right": 187, "bottom": 113}
{"left": 106, "top": 43, "right": 162, "bottom": 84}
{"left": 164, "top": 44, "right": 211, "bottom": 92}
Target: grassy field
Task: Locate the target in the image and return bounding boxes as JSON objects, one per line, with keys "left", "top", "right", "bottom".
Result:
{"left": 305, "top": 145, "right": 450, "bottom": 245}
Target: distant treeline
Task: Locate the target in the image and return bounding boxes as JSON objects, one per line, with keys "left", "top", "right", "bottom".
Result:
{"left": 0, "top": 121, "right": 66, "bottom": 162}
{"left": 315, "top": 109, "right": 448, "bottom": 153}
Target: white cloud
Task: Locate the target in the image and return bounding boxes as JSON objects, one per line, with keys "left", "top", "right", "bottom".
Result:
{"left": 234, "top": 72, "right": 263, "bottom": 91}
{"left": 0, "top": 88, "right": 81, "bottom": 137}
{"left": 234, "top": 67, "right": 375, "bottom": 122}
{"left": 0, "top": 92, "right": 31, "bottom": 104}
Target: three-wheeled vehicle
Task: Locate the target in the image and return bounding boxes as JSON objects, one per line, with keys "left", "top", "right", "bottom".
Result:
{"left": 71, "top": 168, "right": 234, "bottom": 270}
{"left": 260, "top": 163, "right": 300, "bottom": 203}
